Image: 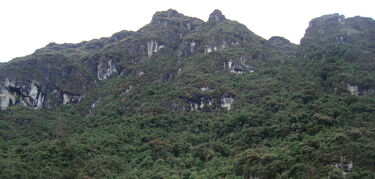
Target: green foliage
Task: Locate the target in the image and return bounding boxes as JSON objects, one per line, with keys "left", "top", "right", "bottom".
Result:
{"left": 1, "top": 49, "right": 374, "bottom": 178}
{"left": 1, "top": 11, "right": 375, "bottom": 178}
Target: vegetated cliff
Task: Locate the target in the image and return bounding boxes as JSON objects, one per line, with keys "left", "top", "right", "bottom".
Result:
{"left": 300, "top": 13, "right": 375, "bottom": 95}
{"left": 0, "top": 10, "right": 374, "bottom": 178}
{"left": 0, "top": 9, "right": 280, "bottom": 110}
{"left": 0, "top": 30, "right": 134, "bottom": 109}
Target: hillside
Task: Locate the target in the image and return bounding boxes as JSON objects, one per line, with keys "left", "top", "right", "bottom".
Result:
{"left": 0, "top": 10, "right": 374, "bottom": 178}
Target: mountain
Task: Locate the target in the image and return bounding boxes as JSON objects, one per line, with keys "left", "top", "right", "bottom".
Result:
{"left": 300, "top": 13, "right": 375, "bottom": 95}
{"left": 0, "top": 10, "right": 374, "bottom": 178}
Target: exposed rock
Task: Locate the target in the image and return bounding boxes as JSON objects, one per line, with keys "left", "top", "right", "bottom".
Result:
{"left": 200, "top": 87, "right": 213, "bottom": 92}
{"left": 62, "top": 93, "right": 82, "bottom": 105}
{"left": 0, "top": 79, "right": 45, "bottom": 109}
{"left": 177, "top": 9, "right": 270, "bottom": 59}
{"left": 221, "top": 96, "right": 234, "bottom": 110}
{"left": 299, "top": 14, "right": 375, "bottom": 95}
{"left": 269, "top": 36, "right": 291, "bottom": 44}
{"left": 190, "top": 100, "right": 214, "bottom": 111}
{"left": 91, "top": 98, "right": 100, "bottom": 109}
{"left": 106, "top": 30, "right": 134, "bottom": 44}
{"left": 40, "top": 30, "right": 134, "bottom": 53}
{"left": 97, "top": 58, "right": 119, "bottom": 80}
{"left": 62, "top": 94, "right": 69, "bottom": 105}
{"left": 41, "top": 89, "right": 82, "bottom": 108}
{"left": 346, "top": 84, "right": 374, "bottom": 96}
{"left": 150, "top": 9, "right": 203, "bottom": 34}
{"left": 309, "top": 14, "right": 348, "bottom": 41}
{"left": 300, "top": 14, "right": 346, "bottom": 47}
{"left": 268, "top": 36, "right": 298, "bottom": 56}
{"left": 225, "top": 56, "right": 254, "bottom": 75}
{"left": 0, "top": 77, "right": 84, "bottom": 109}
{"left": 147, "top": 40, "right": 164, "bottom": 58}
{"left": 203, "top": 40, "right": 239, "bottom": 54}
{"left": 184, "top": 93, "right": 235, "bottom": 111}
{"left": 0, "top": 86, "right": 16, "bottom": 110}
{"left": 308, "top": 14, "right": 345, "bottom": 30}
{"left": 347, "top": 84, "right": 359, "bottom": 96}
{"left": 189, "top": 41, "right": 197, "bottom": 53}
{"left": 189, "top": 97, "right": 214, "bottom": 111}
{"left": 204, "top": 46, "right": 214, "bottom": 54}
{"left": 334, "top": 156, "right": 353, "bottom": 176}
{"left": 208, "top": 9, "right": 226, "bottom": 23}
{"left": 3, "top": 10, "right": 372, "bottom": 113}
{"left": 0, "top": 9, "right": 268, "bottom": 111}
{"left": 300, "top": 13, "right": 375, "bottom": 48}
{"left": 137, "top": 69, "right": 145, "bottom": 77}
{"left": 151, "top": 9, "right": 183, "bottom": 25}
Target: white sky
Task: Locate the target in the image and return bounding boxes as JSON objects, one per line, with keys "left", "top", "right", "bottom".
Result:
{"left": 0, "top": 0, "right": 374, "bottom": 62}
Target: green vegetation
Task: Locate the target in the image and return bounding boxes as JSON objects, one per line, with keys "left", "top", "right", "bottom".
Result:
{"left": 0, "top": 11, "right": 375, "bottom": 178}
{"left": 1, "top": 53, "right": 375, "bottom": 178}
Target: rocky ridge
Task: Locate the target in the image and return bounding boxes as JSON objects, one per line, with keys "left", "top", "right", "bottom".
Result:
{"left": 0, "top": 10, "right": 374, "bottom": 110}
{"left": 1, "top": 10, "right": 375, "bottom": 178}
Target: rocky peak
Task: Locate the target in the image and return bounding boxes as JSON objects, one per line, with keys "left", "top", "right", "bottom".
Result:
{"left": 300, "top": 13, "right": 375, "bottom": 47}
{"left": 147, "top": 9, "right": 204, "bottom": 33}
{"left": 269, "top": 36, "right": 298, "bottom": 56}
{"left": 269, "top": 36, "right": 292, "bottom": 45}
{"left": 307, "top": 13, "right": 345, "bottom": 30}
{"left": 151, "top": 9, "right": 184, "bottom": 24}
{"left": 40, "top": 30, "right": 134, "bottom": 53}
{"left": 208, "top": 9, "right": 226, "bottom": 23}
{"left": 345, "top": 16, "right": 375, "bottom": 29}
{"left": 300, "top": 13, "right": 348, "bottom": 46}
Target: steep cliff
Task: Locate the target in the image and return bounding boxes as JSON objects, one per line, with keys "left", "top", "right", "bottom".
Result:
{"left": 0, "top": 9, "right": 283, "bottom": 110}
{"left": 300, "top": 14, "right": 375, "bottom": 96}
{"left": 0, "top": 10, "right": 375, "bottom": 178}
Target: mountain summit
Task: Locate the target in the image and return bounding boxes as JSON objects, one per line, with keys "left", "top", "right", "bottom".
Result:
{"left": 0, "top": 10, "right": 375, "bottom": 178}
{"left": 208, "top": 9, "right": 226, "bottom": 22}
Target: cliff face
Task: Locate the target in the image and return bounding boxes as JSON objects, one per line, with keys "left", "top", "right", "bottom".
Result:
{"left": 299, "top": 14, "right": 375, "bottom": 95}
{"left": 0, "top": 54, "right": 91, "bottom": 109}
{"left": 1, "top": 10, "right": 375, "bottom": 178}
{"left": 0, "top": 11, "right": 374, "bottom": 110}
{"left": 0, "top": 9, "right": 281, "bottom": 110}
{"left": 0, "top": 30, "right": 136, "bottom": 109}
{"left": 301, "top": 14, "right": 375, "bottom": 48}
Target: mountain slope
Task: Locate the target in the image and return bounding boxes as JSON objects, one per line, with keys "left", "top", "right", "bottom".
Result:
{"left": 0, "top": 10, "right": 374, "bottom": 178}
{"left": 300, "top": 14, "right": 375, "bottom": 96}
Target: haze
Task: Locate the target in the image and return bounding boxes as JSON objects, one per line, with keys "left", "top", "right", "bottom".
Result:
{"left": 0, "top": 0, "right": 374, "bottom": 62}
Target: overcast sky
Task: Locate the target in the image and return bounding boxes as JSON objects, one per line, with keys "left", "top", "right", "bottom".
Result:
{"left": 0, "top": 0, "right": 374, "bottom": 62}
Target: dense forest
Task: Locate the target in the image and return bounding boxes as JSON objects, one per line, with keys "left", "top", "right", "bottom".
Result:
{"left": 0, "top": 10, "right": 374, "bottom": 178}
